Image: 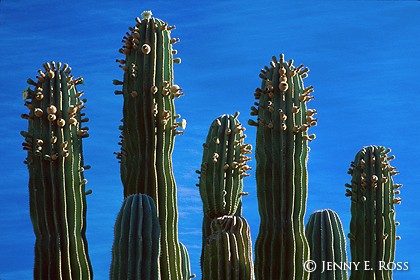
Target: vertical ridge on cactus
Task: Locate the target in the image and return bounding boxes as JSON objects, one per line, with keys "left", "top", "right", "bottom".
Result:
{"left": 306, "top": 209, "right": 348, "bottom": 280}
{"left": 198, "top": 114, "right": 254, "bottom": 279}
{"left": 198, "top": 114, "right": 251, "bottom": 219}
{"left": 114, "top": 11, "right": 185, "bottom": 280}
{"left": 180, "top": 242, "right": 196, "bottom": 279}
{"left": 347, "top": 145, "right": 401, "bottom": 280}
{"left": 250, "top": 54, "right": 315, "bottom": 280}
{"left": 110, "top": 194, "right": 160, "bottom": 280}
{"left": 202, "top": 216, "right": 254, "bottom": 280}
{"left": 22, "top": 62, "right": 92, "bottom": 280}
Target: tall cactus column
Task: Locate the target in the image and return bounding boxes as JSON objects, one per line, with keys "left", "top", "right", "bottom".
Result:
{"left": 198, "top": 113, "right": 254, "bottom": 280}
{"left": 114, "top": 11, "right": 186, "bottom": 280}
{"left": 346, "top": 145, "right": 402, "bottom": 280}
{"left": 249, "top": 54, "right": 317, "bottom": 280}
{"left": 21, "top": 62, "right": 92, "bottom": 279}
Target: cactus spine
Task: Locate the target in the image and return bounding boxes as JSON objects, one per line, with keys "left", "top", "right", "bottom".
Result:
{"left": 249, "top": 54, "right": 316, "bottom": 280}
{"left": 306, "top": 209, "right": 348, "bottom": 280}
{"left": 346, "top": 145, "right": 401, "bottom": 280}
{"left": 114, "top": 11, "right": 185, "bottom": 280}
{"left": 202, "top": 216, "right": 254, "bottom": 280}
{"left": 110, "top": 194, "right": 160, "bottom": 280}
{"left": 22, "top": 62, "right": 92, "bottom": 279}
{"left": 198, "top": 114, "right": 253, "bottom": 279}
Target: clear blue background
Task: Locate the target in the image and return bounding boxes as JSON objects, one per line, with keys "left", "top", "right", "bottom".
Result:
{"left": 1, "top": 1, "right": 419, "bottom": 279}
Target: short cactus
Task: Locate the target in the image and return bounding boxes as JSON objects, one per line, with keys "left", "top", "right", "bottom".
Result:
{"left": 21, "top": 62, "right": 92, "bottom": 279}
{"left": 306, "top": 209, "right": 348, "bottom": 280}
{"left": 114, "top": 11, "right": 185, "bottom": 279}
{"left": 202, "top": 216, "right": 254, "bottom": 280}
{"left": 249, "top": 54, "right": 316, "bottom": 280}
{"left": 346, "top": 145, "right": 401, "bottom": 280}
{"left": 110, "top": 194, "right": 160, "bottom": 280}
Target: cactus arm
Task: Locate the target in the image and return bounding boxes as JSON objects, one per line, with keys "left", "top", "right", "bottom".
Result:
{"left": 198, "top": 114, "right": 253, "bottom": 279}
{"left": 199, "top": 114, "right": 250, "bottom": 218}
{"left": 115, "top": 12, "right": 186, "bottom": 280}
{"left": 23, "top": 63, "right": 92, "bottom": 279}
{"left": 348, "top": 146, "right": 400, "bottom": 280}
{"left": 251, "top": 54, "right": 315, "bottom": 280}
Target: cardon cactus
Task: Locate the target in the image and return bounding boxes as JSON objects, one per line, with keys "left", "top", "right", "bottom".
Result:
{"left": 21, "top": 62, "right": 92, "bottom": 279}
{"left": 180, "top": 242, "right": 196, "bottom": 280}
{"left": 249, "top": 54, "right": 316, "bottom": 280}
{"left": 110, "top": 194, "right": 160, "bottom": 280}
{"left": 202, "top": 216, "right": 254, "bottom": 280}
{"left": 306, "top": 209, "right": 348, "bottom": 280}
{"left": 198, "top": 113, "right": 252, "bottom": 218}
{"left": 197, "top": 114, "right": 252, "bottom": 272}
{"left": 346, "top": 145, "right": 402, "bottom": 280}
{"left": 114, "top": 11, "right": 186, "bottom": 279}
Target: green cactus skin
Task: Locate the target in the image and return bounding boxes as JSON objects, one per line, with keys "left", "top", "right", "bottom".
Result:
{"left": 197, "top": 114, "right": 252, "bottom": 270}
{"left": 179, "top": 242, "right": 196, "bottom": 279}
{"left": 202, "top": 216, "right": 254, "bottom": 280}
{"left": 346, "top": 146, "right": 401, "bottom": 280}
{"left": 198, "top": 113, "right": 252, "bottom": 219}
{"left": 110, "top": 194, "right": 160, "bottom": 280}
{"left": 114, "top": 11, "right": 185, "bottom": 280}
{"left": 200, "top": 206, "right": 243, "bottom": 270}
{"left": 306, "top": 209, "right": 348, "bottom": 280}
{"left": 200, "top": 215, "right": 213, "bottom": 268}
{"left": 21, "top": 62, "right": 92, "bottom": 280}
{"left": 249, "top": 54, "right": 316, "bottom": 280}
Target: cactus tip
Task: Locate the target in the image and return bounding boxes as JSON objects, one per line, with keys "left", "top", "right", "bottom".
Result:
{"left": 141, "top": 10, "right": 153, "bottom": 20}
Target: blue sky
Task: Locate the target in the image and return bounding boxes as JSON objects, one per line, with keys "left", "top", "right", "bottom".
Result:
{"left": 1, "top": 1, "right": 419, "bottom": 279}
